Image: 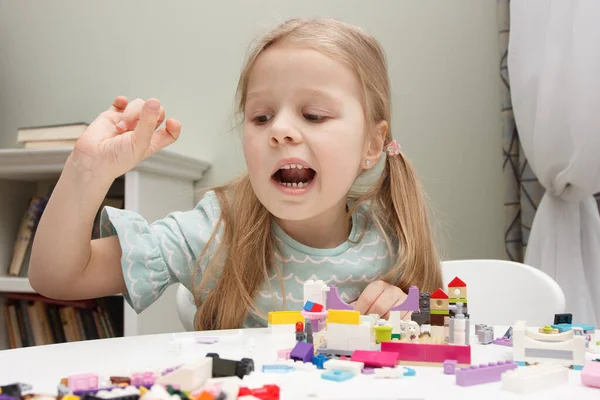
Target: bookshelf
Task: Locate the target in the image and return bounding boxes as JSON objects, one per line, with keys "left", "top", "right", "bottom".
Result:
{"left": 0, "top": 148, "right": 210, "bottom": 350}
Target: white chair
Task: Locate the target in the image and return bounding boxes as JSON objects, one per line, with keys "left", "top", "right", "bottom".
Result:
{"left": 441, "top": 259, "right": 566, "bottom": 326}
{"left": 176, "top": 283, "right": 196, "bottom": 331}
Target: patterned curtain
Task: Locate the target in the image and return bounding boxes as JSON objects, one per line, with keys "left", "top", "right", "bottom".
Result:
{"left": 499, "top": 0, "right": 600, "bottom": 262}
{"left": 498, "top": 0, "right": 544, "bottom": 262}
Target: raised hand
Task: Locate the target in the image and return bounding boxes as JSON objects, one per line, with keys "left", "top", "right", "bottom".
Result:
{"left": 70, "top": 96, "right": 181, "bottom": 180}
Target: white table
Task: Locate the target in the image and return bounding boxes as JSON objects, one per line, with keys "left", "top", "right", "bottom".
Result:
{"left": 0, "top": 326, "right": 598, "bottom": 400}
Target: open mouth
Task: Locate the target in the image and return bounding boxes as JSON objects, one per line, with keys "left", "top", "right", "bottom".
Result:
{"left": 271, "top": 164, "right": 316, "bottom": 188}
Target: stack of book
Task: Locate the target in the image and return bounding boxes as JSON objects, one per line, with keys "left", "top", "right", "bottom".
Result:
{"left": 16, "top": 123, "right": 88, "bottom": 149}
{"left": 3, "top": 293, "right": 122, "bottom": 348}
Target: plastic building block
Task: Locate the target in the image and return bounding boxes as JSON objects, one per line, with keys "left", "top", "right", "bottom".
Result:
{"left": 380, "top": 341, "right": 471, "bottom": 366}
{"left": 389, "top": 285, "right": 420, "bottom": 312}
{"left": 323, "top": 359, "right": 364, "bottom": 375}
{"left": 305, "top": 320, "right": 313, "bottom": 344}
{"left": 362, "top": 368, "right": 375, "bottom": 374}
{"left": 374, "top": 325, "right": 392, "bottom": 344}
{"left": 195, "top": 337, "right": 220, "bottom": 344}
{"left": 109, "top": 376, "right": 131, "bottom": 385}
{"left": 156, "top": 358, "right": 212, "bottom": 392}
{"left": 443, "top": 360, "right": 457, "bottom": 374}
{"left": 403, "top": 367, "right": 416, "bottom": 377}
{"left": 131, "top": 371, "right": 156, "bottom": 386}
{"left": 261, "top": 364, "right": 295, "bottom": 373}
{"left": 205, "top": 353, "right": 254, "bottom": 379}
{"left": 267, "top": 311, "right": 304, "bottom": 325}
{"left": 554, "top": 313, "right": 573, "bottom": 325}
{"left": 455, "top": 361, "right": 517, "bottom": 387}
{"left": 326, "top": 285, "right": 354, "bottom": 310}
{"left": 238, "top": 384, "right": 280, "bottom": 400}
{"left": 67, "top": 373, "right": 98, "bottom": 391}
{"left": 311, "top": 353, "right": 329, "bottom": 369}
{"left": 200, "top": 376, "right": 242, "bottom": 400}
{"left": 327, "top": 310, "right": 360, "bottom": 325}
{"left": 492, "top": 337, "right": 511, "bottom": 346}
{"left": 290, "top": 341, "right": 314, "bottom": 363}
{"left": 501, "top": 363, "right": 568, "bottom": 394}
{"left": 295, "top": 321, "right": 306, "bottom": 342}
{"left": 303, "top": 301, "right": 324, "bottom": 313}
{"left": 321, "top": 370, "right": 354, "bottom": 382}
{"left": 581, "top": 361, "right": 600, "bottom": 388}
{"left": 0, "top": 384, "right": 31, "bottom": 399}
{"left": 278, "top": 359, "right": 317, "bottom": 372}
{"left": 551, "top": 323, "right": 595, "bottom": 333}
{"left": 276, "top": 348, "right": 292, "bottom": 360}
{"left": 350, "top": 350, "right": 397, "bottom": 368}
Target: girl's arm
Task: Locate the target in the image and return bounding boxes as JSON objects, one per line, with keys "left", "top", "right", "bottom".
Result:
{"left": 28, "top": 155, "right": 126, "bottom": 300}
{"left": 28, "top": 96, "right": 180, "bottom": 300}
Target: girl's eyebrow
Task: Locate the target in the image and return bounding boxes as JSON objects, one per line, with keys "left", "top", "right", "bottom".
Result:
{"left": 246, "top": 88, "right": 343, "bottom": 107}
{"left": 298, "top": 88, "right": 343, "bottom": 107}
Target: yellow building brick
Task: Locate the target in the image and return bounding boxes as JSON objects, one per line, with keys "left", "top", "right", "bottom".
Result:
{"left": 267, "top": 311, "right": 304, "bottom": 325}
{"left": 327, "top": 310, "right": 360, "bottom": 325}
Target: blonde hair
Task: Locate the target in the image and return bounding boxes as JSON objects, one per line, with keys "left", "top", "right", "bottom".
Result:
{"left": 192, "top": 18, "right": 443, "bottom": 330}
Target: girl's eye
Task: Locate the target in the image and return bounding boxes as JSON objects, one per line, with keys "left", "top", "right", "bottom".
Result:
{"left": 304, "top": 114, "right": 327, "bottom": 123}
{"left": 253, "top": 115, "right": 273, "bottom": 124}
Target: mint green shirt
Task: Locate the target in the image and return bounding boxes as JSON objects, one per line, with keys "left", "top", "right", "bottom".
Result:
{"left": 100, "top": 190, "right": 395, "bottom": 328}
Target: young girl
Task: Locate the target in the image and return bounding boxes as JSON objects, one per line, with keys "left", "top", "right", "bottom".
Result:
{"left": 29, "top": 18, "right": 443, "bottom": 331}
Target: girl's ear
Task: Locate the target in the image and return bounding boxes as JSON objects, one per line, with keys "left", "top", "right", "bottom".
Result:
{"left": 362, "top": 121, "right": 388, "bottom": 169}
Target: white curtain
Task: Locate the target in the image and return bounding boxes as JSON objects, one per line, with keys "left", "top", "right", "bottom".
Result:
{"left": 508, "top": 0, "right": 600, "bottom": 326}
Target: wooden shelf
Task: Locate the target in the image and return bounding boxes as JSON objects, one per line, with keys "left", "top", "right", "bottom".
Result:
{"left": 0, "top": 276, "right": 34, "bottom": 293}
{"left": 0, "top": 148, "right": 211, "bottom": 181}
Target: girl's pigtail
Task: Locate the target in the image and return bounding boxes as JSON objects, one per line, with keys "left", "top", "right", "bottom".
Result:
{"left": 378, "top": 152, "right": 443, "bottom": 294}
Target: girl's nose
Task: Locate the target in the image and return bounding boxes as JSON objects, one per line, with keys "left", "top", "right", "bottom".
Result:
{"left": 269, "top": 115, "right": 302, "bottom": 147}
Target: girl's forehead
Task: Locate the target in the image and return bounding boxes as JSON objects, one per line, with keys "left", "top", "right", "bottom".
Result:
{"left": 246, "top": 44, "right": 362, "bottom": 101}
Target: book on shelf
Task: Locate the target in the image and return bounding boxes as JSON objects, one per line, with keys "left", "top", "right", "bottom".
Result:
{"left": 24, "top": 139, "right": 77, "bottom": 149}
{"left": 16, "top": 123, "right": 88, "bottom": 145}
{"left": 7, "top": 196, "right": 48, "bottom": 277}
{"left": 2, "top": 292, "right": 122, "bottom": 348}
{"left": 6, "top": 194, "right": 124, "bottom": 277}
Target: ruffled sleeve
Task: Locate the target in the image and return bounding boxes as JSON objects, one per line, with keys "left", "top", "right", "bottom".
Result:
{"left": 99, "top": 191, "right": 222, "bottom": 313}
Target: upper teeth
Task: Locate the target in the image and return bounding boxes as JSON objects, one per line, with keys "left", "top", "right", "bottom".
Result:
{"left": 280, "top": 164, "right": 304, "bottom": 169}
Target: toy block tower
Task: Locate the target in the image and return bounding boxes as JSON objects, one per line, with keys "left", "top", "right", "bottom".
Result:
{"left": 430, "top": 288, "right": 449, "bottom": 339}
{"left": 448, "top": 277, "right": 467, "bottom": 318}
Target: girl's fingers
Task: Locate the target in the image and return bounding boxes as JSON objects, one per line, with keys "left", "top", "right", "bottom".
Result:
{"left": 354, "top": 282, "right": 385, "bottom": 315}
{"left": 131, "top": 99, "right": 162, "bottom": 152}
{"left": 110, "top": 96, "right": 128, "bottom": 112}
{"left": 145, "top": 118, "right": 181, "bottom": 157}
{"left": 367, "top": 288, "right": 400, "bottom": 317}
{"left": 114, "top": 98, "right": 146, "bottom": 132}
{"left": 115, "top": 104, "right": 165, "bottom": 134}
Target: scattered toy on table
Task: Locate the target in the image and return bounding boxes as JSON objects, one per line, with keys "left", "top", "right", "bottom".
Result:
{"left": 501, "top": 363, "right": 568, "bottom": 394}
{"left": 443, "top": 360, "right": 457, "bottom": 375}
{"left": 205, "top": 353, "right": 254, "bottom": 379}
{"left": 455, "top": 361, "right": 517, "bottom": 387}
{"left": 512, "top": 320, "right": 586, "bottom": 370}
{"left": 492, "top": 326, "right": 513, "bottom": 347}
{"left": 581, "top": 361, "right": 600, "bottom": 389}
{"left": 194, "top": 337, "right": 220, "bottom": 345}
